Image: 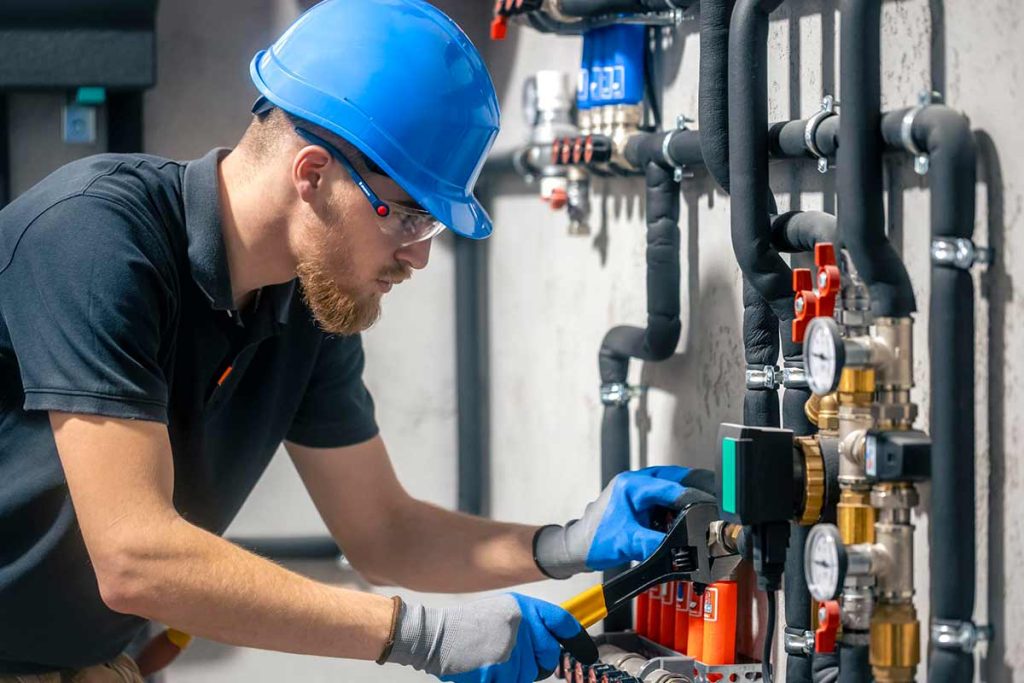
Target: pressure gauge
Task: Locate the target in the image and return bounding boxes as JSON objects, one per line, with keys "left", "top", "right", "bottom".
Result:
{"left": 804, "top": 317, "right": 845, "bottom": 395}
{"left": 804, "top": 524, "right": 847, "bottom": 601}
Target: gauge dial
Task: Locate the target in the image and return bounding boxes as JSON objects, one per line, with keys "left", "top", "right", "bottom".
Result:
{"left": 804, "top": 317, "right": 845, "bottom": 395}
{"left": 804, "top": 524, "right": 846, "bottom": 601}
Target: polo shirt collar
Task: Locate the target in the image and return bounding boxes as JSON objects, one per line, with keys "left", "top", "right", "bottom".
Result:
{"left": 182, "top": 148, "right": 297, "bottom": 327}
{"left": 183, "top": 148, "right": 234, "bottom": 312}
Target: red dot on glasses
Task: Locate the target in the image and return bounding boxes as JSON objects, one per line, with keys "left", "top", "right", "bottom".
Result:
{"left": 376, "top": 205, "right": 389, "bottom": 217}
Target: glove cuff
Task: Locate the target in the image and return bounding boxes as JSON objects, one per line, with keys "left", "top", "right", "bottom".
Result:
{"left": 533, "top": 524, "right": 586, "bottom": 580}
{"left": 386, "top": 600, "right": 445, "bottom": 675}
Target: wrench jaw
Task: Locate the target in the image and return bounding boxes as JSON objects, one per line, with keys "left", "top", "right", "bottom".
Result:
{"left": 601, "top": 501, "right": 742, "bottom": 612}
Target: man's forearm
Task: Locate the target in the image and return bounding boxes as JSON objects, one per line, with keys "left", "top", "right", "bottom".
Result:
{"left": 371, "top": 499, "right": 548, "bottom": 592}
{"left": 111, "top": 515, "right": 393, "bottom": 659}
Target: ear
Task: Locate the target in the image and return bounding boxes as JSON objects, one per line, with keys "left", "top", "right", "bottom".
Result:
{"left": 292, "top": 145, "right": 333, "bottom": 203}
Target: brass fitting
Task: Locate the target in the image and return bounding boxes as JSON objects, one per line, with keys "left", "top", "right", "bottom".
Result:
{"left": 838, "top": 367, "right": 876, "bottom": 398}
{"left": 818, "top": 393, "right": 840, "bottom": 434}
{"left": 838, "top": 489, "right": 876, "bottom": 545}
{"left": 805, "top": 393, "right": 822, "bottom": 427}
{"left": 870, "top": 602, "right": 920, "bottom": 682}
{"left": 796, "top": 437, "right": 826, "bottom": 525}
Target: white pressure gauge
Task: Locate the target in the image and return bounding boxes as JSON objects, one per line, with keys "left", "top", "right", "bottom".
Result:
{"left": 804, "top": 317, "right": 845, "bottom": 395}
{"left": 804, "top": 524, "right": 847, "bottom": 601}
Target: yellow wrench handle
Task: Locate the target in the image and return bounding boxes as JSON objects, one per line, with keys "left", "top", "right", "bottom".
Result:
{"left": 561, "top": 584, "right": 608, "bottom": 629}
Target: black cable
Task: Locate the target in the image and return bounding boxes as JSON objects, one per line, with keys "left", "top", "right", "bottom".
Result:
{"left": 763, "top": 590, "right": 776, "bottom": 683}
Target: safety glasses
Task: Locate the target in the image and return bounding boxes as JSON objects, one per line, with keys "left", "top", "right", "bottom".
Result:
{"left": 293, "top": 126, "right": 445, "bottom": 246}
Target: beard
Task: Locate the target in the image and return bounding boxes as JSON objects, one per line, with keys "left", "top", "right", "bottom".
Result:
{"left": 295, "top": 207, "right": 410, "bottom": 335}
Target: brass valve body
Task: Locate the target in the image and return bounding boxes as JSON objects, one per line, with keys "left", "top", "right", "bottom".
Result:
{"left": 838, "top": 489, "right": 876, "bottom": 544}
{"left": 796, "top": 437, "right": 826, "bottom": 525}
{"left": 870, "top": 602, "right": 920, "bottom": 682}
{"left": 838, "top": 367, "right": 876, "bottom": 400}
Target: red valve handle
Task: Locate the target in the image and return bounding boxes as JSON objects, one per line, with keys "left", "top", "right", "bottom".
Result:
{"left": 815, "top": 601, "right": 841, "bottom": 654}
{"left": 792, "top": 241, "right": 841, "bottom": 343}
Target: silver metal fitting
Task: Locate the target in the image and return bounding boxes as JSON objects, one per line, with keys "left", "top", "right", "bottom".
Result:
{"left": 600, "top": 382, "right": 645, "bottom": 406}
{"left": 782, "top": 366, "right": 809, "bottom": 389}
{"left": 901, "top": 90, "right": 943, "bottom": 175}
{"left": 805, "top": 94, "right": 837, "bottom": 173}
{"left": 745, "top": 365, "right": 780, "bottom": 390}
{"left": 932, "top": 236, "right": 995, "bottom": 270}
{"left": 932, "top": 619, "right": 993, "bottom": 653}
{"left": 871, "top": 484, "right": 920, "bottom": 511}
{"left": 784, "top": 630, "right": 815, "bottom": 655}
{"left": 662, "top": 114, "right": 695, "bottom": 182}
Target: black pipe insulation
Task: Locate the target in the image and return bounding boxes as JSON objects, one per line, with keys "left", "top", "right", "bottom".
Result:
{"left": 624, "top": 128, "right": 704, "bottom": 170}
{"left": 741, "top": 279, "right": 780, "bottom": 428}
{"left": 557, "top": 0, "right": 698, "bottom": 16}
{"left": 727, "top": 0, "right": 800, "bottom": 362}
{"left": 837, "top": 0, "right": 916, "bottom": 318}
{"left": 698, "top": 0, "right": 734, "bottom": 192}
{"left": 838, "top": 643, "right": 870, "bottom": 683}
{"left": 598, "top": 159, "right": 680, "bottom": 630}
{"left": 768, "top": 116, "right": 840, "bottom": 161}
{"left": 812, "top": 652, "right": 839, "bottom": 683}
{"left": 881, "top": 104, "right": 979, "bottom": 683}
{"left": 771, "top": 211, "right": 839, "bottom": 253}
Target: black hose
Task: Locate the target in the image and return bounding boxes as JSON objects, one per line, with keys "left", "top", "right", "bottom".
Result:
{"left": 698, "top": 0, "right": 735, "bottom": 191}
{"left": 837, "top": 0, "right": 915, "bottom": 318}
{"left": 598, "top": 160, "right": 681, "bottom": 631}
{"left": 880, "top": 104, "right": 978, "bottom": 683}
{"left": 837, "top": 642, "right": 870, "bottom": 683}
{"left": 558, "top": 0, "right": 697, "bottom": 16}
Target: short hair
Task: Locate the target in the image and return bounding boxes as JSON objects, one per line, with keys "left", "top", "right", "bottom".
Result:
{"left": 238, "top": 106, "right": 384, "bottom": 177}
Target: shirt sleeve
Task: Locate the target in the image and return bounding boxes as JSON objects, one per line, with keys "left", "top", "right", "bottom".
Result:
{"left": 0, "top": 195, "right": 173, "bottom": 422}
{"left": 285, "top": 332, "right": 379, "bottom": 448}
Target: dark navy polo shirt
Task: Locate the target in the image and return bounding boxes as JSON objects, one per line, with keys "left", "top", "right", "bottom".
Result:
{"left": 0, "top": 149, "right": 379, "bottom": 673}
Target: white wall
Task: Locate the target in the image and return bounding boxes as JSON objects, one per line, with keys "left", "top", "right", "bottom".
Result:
{"left": 5, "top": 0, "right": 1023, "bottom": 680}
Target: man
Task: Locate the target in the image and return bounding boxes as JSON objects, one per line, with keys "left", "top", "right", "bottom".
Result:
{"left": 0, "top": 1, "right": 712, "bottom": 680}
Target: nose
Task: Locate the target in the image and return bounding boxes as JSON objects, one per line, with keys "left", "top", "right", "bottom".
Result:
{"left": 395, "top": 237, "right": 432, "bottom": 271}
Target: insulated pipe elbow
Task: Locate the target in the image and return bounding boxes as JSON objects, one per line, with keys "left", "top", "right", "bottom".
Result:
{"left": 599, "top": 162, "right": 682, "bottom": 369}
{"left": 837, "top": 0, "right": 916, "bottom": 317}
{"left": 728, "top": 0, "right": 798, "bottom": 360}
{"left": 882, "top": 104, "right": 978, "bottom": 681}
{"left": 771, "top": 211, "right": 839, "bottom": 253}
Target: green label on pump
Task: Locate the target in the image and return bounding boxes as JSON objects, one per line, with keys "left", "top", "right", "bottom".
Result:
{"left": 722, "top": 438, "right": 737, "bottom": 513}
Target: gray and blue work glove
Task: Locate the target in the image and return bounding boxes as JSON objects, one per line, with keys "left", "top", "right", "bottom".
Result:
{"left": 533, "top": 465, "right": 716, "bottom": 579}
{"left": 387, "top": 593, "right": 596, "bottom": 682}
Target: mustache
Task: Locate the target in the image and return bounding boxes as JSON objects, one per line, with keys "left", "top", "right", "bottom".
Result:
{"left": 378, "top": 263, "right": 412, "bottom": 284}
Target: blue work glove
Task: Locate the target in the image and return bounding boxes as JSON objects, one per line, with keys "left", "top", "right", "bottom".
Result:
{"left": 533, "top": 465, "right": 716, "bottom": 579}
{"left": 387, "top": 593, "right": 597, "bottom": 682}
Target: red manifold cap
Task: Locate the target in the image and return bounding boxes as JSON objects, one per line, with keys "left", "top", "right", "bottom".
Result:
{"left": 490, "top": 15, "right": 508, "bottom": 40}
{"left": 815, "top": 601, "right": 841, "bottom": 654}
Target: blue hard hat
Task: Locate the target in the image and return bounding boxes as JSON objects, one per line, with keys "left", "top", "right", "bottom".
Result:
{"left": 250, "top": 0, "right": 500, "bottom": 239}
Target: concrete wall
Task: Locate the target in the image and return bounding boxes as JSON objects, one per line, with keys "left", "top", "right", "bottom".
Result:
{"left": 4, "top": 0, "right": 1022, "bottom": 680}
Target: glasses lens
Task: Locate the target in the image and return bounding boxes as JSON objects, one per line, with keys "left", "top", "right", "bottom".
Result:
{"left": 384, "top": 207, "right": 445, "bottom": 245}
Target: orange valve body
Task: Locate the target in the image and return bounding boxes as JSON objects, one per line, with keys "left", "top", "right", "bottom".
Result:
{"left": 701, "top": 581, "right": 738, "bottom": 665}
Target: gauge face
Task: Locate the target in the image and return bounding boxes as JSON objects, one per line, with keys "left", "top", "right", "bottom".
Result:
{"left": 804, "top": 317, "right": 843, "bottom": 395}
{"left": 804, "top": 524, "right": 845, "bottom": 601}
